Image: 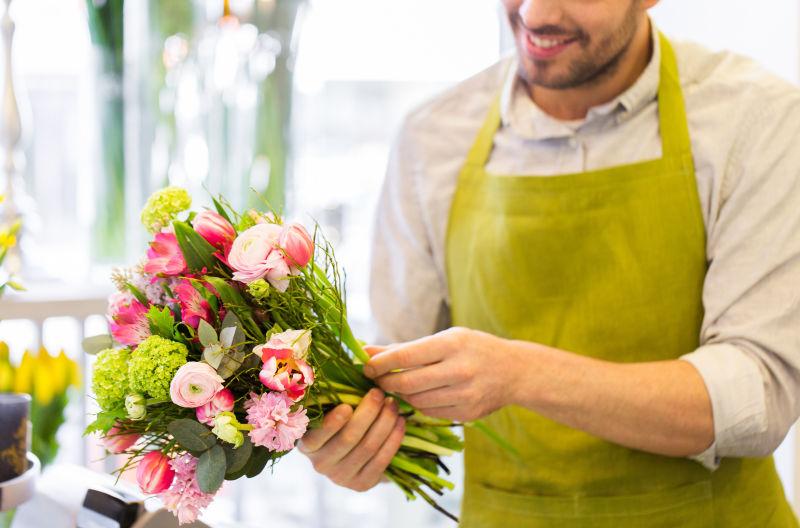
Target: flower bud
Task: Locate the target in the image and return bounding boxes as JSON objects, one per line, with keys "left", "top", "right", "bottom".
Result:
{"left": 102, "top": 424, "right": 140, "bottom": 454}
{"left": 125, "top": 393, "right": 147, "bottom": 420}
{"left": 247, "top": 279, "right": 270, "bottom": 301}
{"left": 278, "top": 223, "right": 314, "bottom": 268}
{"left": 196, "top": 388, "right": 235, "bottom": 425}
{"left": 193, "top": 211, "right": 236, "bottom": 250}
{"left": 136, "top": 451, "right": 175, "bottom": 494}
{"left": 212, "top": 411, "right": 244, "bottom": 448}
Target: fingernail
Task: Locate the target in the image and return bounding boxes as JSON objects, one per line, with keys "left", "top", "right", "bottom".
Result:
{"left": 370, "top": 388, "right": 384, "bottom": 402}
{"left": 364, "top": 365, "right": 375, "bottom": 378}
{"left": 384, "top": 396, "right": 396, "bottom": 409}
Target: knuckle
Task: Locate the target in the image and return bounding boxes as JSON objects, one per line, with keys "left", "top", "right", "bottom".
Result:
{"left": 339, "top": 430, "right": 363, "bottom": 447}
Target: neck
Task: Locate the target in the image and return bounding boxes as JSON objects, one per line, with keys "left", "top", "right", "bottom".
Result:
{"left": 527, "top": 18, "right": 653, "bottom": 121}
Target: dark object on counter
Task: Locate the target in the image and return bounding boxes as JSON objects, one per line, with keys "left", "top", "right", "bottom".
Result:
{"left": 77, "top": 487, "right": 143, "bottom": 528}
{"left": 0, "top": 393, "right": 30, "bottom": 482}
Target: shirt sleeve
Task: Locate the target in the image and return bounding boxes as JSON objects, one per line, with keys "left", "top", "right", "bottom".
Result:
{"left": 680, "top": 90, "right": 800, "bottom": 469}
{"left": 369, "top": 120, "right": 450, "bottom": 345}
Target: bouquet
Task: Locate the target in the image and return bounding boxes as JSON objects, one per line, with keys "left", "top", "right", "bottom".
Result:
{"left": 85, "top": 187, "right": 467, "bottom": 524}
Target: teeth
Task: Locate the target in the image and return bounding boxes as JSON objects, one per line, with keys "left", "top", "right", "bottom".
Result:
{"left": 530, "top": 35, "right": 567, "bottom": 49}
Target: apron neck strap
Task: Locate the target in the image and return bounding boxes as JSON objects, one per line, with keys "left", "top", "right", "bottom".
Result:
{"left": 465, "top": 32, "right": 691, "bottom": 168}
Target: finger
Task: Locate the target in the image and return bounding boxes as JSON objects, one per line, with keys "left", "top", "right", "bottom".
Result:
{"left": 363, "top": 345, "right": 388, "bottom": 357}
{"left": 335, "top": 397, "right": 399, "bottom": 480}
{"left": 312, "top": 388, "right": 386, "bottom": 467}
{"left": 298, "top": 404, "right": 353, "bottom": 454}
{"left": 354, "top": 416, "right": 406, "bottom": 488}
{"left": 404, "top": 385, "right": 463, "bottom": 409}
{"left": 364, "top": 339, "right": 447, "bottom": 379}
{"left": 417, "top": 406, "right": 461, "bottom": 421}
{"left": 374, "top": 362, "right": 455, "bottom": 395}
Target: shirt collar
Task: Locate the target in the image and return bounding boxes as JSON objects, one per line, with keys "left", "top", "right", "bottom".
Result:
{"left": 499, "top": 21, "right": 662, "bottom": 140}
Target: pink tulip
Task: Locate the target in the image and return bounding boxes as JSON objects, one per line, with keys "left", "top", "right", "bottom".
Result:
{"left": 108, "top": 293, "right": 151, "bottom": 346}
{"left": 137, "top": 451, "right": 175, "bottom": 494}
{"left": 258, "top": 355, "right": 314, "bottom": 401}
{"left": 102, "top": 424, "right": 140, "bottom": 454}
{"left": 170, "top": 362, "right": 225, "bottom": 408}
{"left": 278, "top": 223, "right": 314, "bottom": 268}
{"left": 194, "top": 211, "right": 236, "bottom": 251}
{"left": 143, "top": 232, "right": 187, "bottom": 276}
{"left": 196, "top": 388, "right": 235, "bottom": 425}
{"left": 173, "top": 279, "right": 213, "bottom": 329}
{"left": 258, "top": 329, "right": 311, "bottom": 361}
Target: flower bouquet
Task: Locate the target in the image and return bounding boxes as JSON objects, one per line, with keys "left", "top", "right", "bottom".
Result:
{"left": 85, "top": 187, "right": 466, "bottom": 524}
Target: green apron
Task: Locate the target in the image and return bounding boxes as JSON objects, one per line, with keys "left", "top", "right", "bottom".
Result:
{"left": 445, "top": 33, "right": 798, "bottom": 527}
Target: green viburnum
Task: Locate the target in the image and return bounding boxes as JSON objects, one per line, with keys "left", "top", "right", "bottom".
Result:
{"left": 92, "top": 348, "right": 131, "bottom": 410}
{"left": 128, "top": 335, "right": 188, "bottom": 399}
{"left": 140, "top": 186, "right": 192, "bottom": 233}
{"left": 247, "top": 279, "right": 270, "bottom": 301}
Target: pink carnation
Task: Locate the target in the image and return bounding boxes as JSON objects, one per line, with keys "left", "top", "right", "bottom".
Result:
{"left": 160, "top": 453, "right": 216, "bottom": 525}
{"left": 244, "top": 391, "right": 309, "bottom": 452}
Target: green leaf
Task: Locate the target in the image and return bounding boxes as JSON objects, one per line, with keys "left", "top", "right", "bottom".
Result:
{"left": 216, "top": 312, "right": 247, "bottom": 379}
{"left": 198, "top": 319, "right": 218, "bottom": 348}
{"left": 125, "top": 282, "right": 149, "bottom": 306}
{"left": 167, "top": 419, "right": 216, "bottom": 452}
{"left": 82, "top": 334, "right": 114, "bottom": 355}
{"left": 197, "top": 444, "right": 227, "bottom": 493}
{"left": 6, "top": 280, "right": 25, "bottom": 291}
{"left": 245, "top": 446, "right": 270, "bottom": 478}
{"left": 212, "top": 197, "right": 233, "bottom": 224}
{"left": 147, "top": 305, "right": 175, "bottom": 339}
{"left": 224, "top": 436, "right": 253, "bottom": 476}
{"left": 203, "top": 277, "right": 264, "bottom": 341}
{"left": 84, "top": 408, "right": 127, "bottom": 436}
{"left": 174, "top": 220, "right": 217, "bottom": 273}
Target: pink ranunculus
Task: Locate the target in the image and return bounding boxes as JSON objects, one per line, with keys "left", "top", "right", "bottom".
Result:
{"left": 227, "top": 223, "right": 284, "bottom": 284}
{"left": 169, "top": 362, "right": 225, "bottom": 408}
{"left": 193, "top": 211, "right": 236, "bottom": 251}
{"left": 196, "top": 388, "right": 235, "bottom": 425}
{"left": 143, "top": 232, "right": 187, "bottom": 276}
{"left": 102, "top": 424, "right": 140, "bottom": 454}
{"left": 137, "top": 451, "right": 175, "bottom": 494}
{"left": 173, "top": 279, "right": 213, "bottom": 329}
{"left": 278, "top": 223, "right": 314, "bottom": 268}
{"left": 160, "top": 453, "right": 215, "bottom": 525}
{"left": 245, "top": 391, "right": 309, "bottom": 452}
{"left": 108, "top": 293, "right": 151, "bottom": 346}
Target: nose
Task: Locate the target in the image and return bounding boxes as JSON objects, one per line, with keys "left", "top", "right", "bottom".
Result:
{"left": 517, "top": 0, "right": 566, "bottom": 32}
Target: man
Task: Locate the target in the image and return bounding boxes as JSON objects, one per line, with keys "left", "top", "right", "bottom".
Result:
{"left": 299, "top": 1, "right": 800, "bottom": 525}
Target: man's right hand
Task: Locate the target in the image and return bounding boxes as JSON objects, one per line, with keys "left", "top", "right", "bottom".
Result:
{"left": 298, "top": 388, "right": 405, "bottom": 491}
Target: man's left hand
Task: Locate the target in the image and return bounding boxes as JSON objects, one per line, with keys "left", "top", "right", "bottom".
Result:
{"left": 363, "top": 327, "right": 521, "bottom": 422}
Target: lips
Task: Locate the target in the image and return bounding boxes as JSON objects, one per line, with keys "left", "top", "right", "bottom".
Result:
{"left": 523, "top": 32, "right": 578, "bottom": 60}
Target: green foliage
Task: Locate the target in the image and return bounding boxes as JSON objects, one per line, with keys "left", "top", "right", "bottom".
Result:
{"left": 203, "top": 277, "right": 263, "bottom": 341}
{"left": 85, "top": 408, "right": 127, "bottom": 436}
{"left": 174, "top": 221, "right": 217, "bottom": 273}
{"left": 197, "top": 444, "right": 226, "bottom": 493}
{"left": 223, "top": 436, "right": 253, "bottom": 476}
{"left": 167, "top": 419, "right": 216, "bottom": 453}
{"left": 147, "top": 305, "right": 176, "bottom": 339}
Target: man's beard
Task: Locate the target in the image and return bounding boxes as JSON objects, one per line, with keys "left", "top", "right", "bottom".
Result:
{"left": 514, "top": 5, "right": 641, "bottom": 90}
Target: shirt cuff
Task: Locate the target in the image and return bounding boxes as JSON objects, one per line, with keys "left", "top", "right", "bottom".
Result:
{"left": 679, "top": 343, "right": 768, "bottom": 471}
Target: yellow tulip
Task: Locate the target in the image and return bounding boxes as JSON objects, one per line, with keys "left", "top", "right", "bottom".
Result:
{"left": 0, "top": 341, "right": 9, "bottom": 363}
{"left": 0, "top": 361, "right": 14, "bottom": 392}
{"left": 57, "top": 350, "right": 81, "bottom": 389}
{"left": 13, "top": 349, "right": 34, "bottom": 395}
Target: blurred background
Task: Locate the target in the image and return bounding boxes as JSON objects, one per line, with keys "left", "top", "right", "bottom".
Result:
{"left": 0, "top": 0, "right": 797, "bottom": 526}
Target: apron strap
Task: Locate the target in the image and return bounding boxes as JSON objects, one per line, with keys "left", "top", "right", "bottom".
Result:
{"left": 464, "top": 31, "right": 693, "bottom": 169}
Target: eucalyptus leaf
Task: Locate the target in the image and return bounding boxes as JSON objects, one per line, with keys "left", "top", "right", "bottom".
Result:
{"left": 245, "top": 446, "right": 270, "bottom": 478}
{"left": 203, "top": 344, "right": 224, "bottom": 369}
{"left": 216, "top": 312, "right": 248, "bottom": 379}
{"left": 167, "top": 419, "right": 216, "bottom": 452}
{"left": 198, "top": 319, "right": 218, "bottom": 348}
{"left": 83, "top": 334, "right": 114, "bottom": 355}
{"left": 224, "top": 436, "right": 253, "bottom": 476}
{"left": 197, "top": 444, "right": 227, "bottom": 493}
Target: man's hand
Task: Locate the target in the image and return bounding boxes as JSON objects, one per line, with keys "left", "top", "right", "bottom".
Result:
{"left": 364, "top": 327, "right": 519, "bottom": 422}
{"left": 298, "top": 388, "right": 405, "bottom": 491}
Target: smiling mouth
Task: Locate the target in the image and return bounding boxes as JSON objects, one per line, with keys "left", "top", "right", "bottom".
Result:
{"left": 527, "top": 33, "right": 578, "bottom": 49}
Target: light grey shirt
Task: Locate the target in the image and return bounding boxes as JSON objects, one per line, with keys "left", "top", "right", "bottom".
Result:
{"left": 369, "top": 25, "right": 800, "bottom": 470}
